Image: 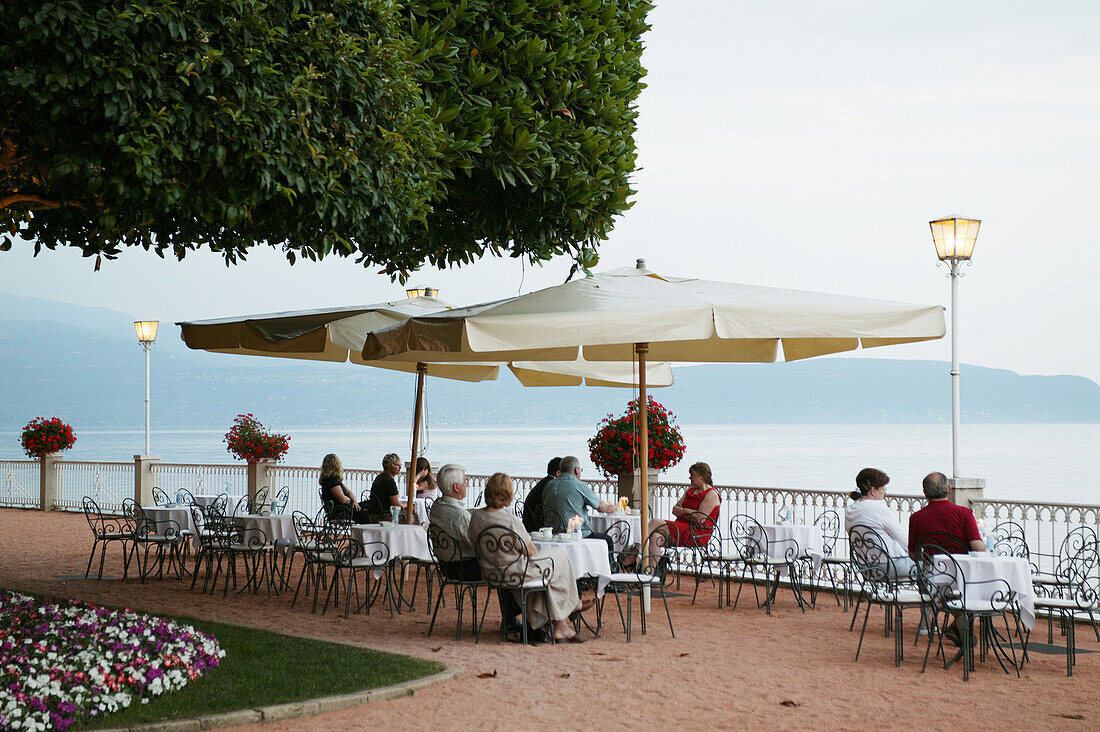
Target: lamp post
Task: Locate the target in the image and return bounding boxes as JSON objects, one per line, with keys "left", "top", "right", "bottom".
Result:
{"left": 929, "top": 217, "right": 980, "bottom": 479}
{"left": 134, "top": 321, "right": 159, "bottom": 455}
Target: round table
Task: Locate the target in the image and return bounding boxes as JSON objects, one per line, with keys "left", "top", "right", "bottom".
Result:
{"left": 141, "top": 505, "right": 197, "bottom": 538}
{"left": 192, "top": 494, "right": 246, "bottom": 517}
{"left": 350, "top": 524, "right": 432, "bottom": 565}
{"left": 532, "top": 537, "right": 612, "bottom": 596}
{"left": 234, "top": 514, "right": 295, "bottom": 548}
{"left": 589, "top": 512, "right": 641, "bottom": 551}
{"left": 752, "top": 523, "right": 825, "bottom": 572}
{"left": 934, "top": 553, "right": 1036, "bottom": 630}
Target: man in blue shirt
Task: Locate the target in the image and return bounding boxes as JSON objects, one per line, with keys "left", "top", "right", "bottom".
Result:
{"left": 542, "top": 455, "right": 617, "bottom": 550}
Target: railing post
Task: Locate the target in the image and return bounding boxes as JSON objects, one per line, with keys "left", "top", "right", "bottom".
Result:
{"left": 134, "top": 454, "right": 160, "bottom": 506}
{"left": 39, "top": 452, "right": 63, "bottom": 511}
{"left": 247, "top": 460, "right": 275, "bottom": 511}
{"left": 950, "top": 477, "right": 985, "bottom": 511}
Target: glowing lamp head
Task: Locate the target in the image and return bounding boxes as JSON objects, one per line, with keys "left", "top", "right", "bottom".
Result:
{"left": 134, "top": 320, "right": 159, "bottom": 344}
{"left": 929, "top": 217, "right": 980, "bottom": 261}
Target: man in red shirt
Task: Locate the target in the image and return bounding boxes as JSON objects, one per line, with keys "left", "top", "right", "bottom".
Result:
{"left": 908, "top": 471, "right": 986, "bottom": 648}
{"left": 908, "top": 472, "right": 985, "bottom": 559}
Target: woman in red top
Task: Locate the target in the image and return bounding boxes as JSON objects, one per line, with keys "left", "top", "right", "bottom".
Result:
{"left": 649, "top": 462, "right": 720, "bottom": 553}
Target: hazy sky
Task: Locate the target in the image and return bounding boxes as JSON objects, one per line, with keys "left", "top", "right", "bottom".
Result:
{"left": 2, "top": 1, "right": 1098, "bottom": 383}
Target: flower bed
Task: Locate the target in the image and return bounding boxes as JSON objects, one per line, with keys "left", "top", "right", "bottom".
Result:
{"left": 0, "top": 591, "right": 224, "bottom": 730}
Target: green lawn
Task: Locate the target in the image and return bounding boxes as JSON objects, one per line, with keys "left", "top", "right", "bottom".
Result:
{"left": 73, "top": 613, "right": 443, "bottom": 729}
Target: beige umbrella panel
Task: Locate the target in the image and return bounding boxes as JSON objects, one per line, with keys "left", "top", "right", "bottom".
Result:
{"left": 178, "top": 296, "right": 673, "bottom": 521}
{"left": 362, "top": 260, "right": 947, "bottom": 552}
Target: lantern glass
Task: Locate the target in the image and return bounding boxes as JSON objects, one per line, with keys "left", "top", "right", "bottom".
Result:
{"left": 134, "top": 320, "right": 159, "bottom": 344}
{"left": 405, "top": 287, "right": 437, "bottom": 299}
{"left": 929, "top": 217, "right": 980, "bottom": 261}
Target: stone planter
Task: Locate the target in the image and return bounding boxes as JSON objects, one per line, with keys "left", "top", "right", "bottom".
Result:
{"left": 247, "top": 459, "right": 277, "bottom": 512}
{"left": 616, "top": 469, "right": 659, "bottom": 513}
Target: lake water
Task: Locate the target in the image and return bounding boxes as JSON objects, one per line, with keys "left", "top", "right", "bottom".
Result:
{"left": 3, "top": 423, "right": 1097, "bottom": 505}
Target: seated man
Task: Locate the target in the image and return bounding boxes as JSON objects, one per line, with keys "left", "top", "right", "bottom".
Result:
{"left": 430, "top": 464, "right": 522, "bottom": 635}
{"left": 521, "top": 456, "right": 561, "bottom": 534}
{"left": 907, "top": 471, "right": 985, "bottom": 560}
{"left": 908, "top": 471, "right": 985, "bottom": 647}
{"left": 542, "top": 455, "right": 617, "bottom": 550}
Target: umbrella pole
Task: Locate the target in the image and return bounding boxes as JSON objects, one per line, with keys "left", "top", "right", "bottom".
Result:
{"left": 408, "top": 363, "right": 427, "bottom": 523}
{"left": 636, "top": 342, "right": 651, "bottom": 613}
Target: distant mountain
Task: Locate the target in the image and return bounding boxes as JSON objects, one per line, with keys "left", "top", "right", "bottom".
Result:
{"left": 1, "top": 291, "right": 1098, "bottom": 429}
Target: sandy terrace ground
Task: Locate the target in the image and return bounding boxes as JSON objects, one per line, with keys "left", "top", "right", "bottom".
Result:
{"left": 1, "top": 508, "right": 1097, "bottom": 731}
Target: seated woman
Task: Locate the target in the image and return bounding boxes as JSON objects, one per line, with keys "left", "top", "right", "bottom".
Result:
{"left": 844, "top": 467, "right": 915, "bottom": 579}
{"left": 414, "top": 456, "right": 440, "bottom": 500}
{"left": 318, "top": 453, "right": 369, "bottom": 523}
{"left": 648, "top": 461, "right": 721, "bottom": 553}
{"left": 468, "top": 472, "right": 593, "bottom": 643}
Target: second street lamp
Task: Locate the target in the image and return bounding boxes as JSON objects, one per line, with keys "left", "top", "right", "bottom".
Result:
{"left": 929, "top": 216, "right": 980, "bottom": 480}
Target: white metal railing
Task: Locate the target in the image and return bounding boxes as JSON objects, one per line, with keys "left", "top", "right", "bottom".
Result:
{"left": 151, "top": 463, "right": 247, "bottom": 499}
{"left": 56, "top": 461, "right": 132, "bottom": 512}
{"left": 0, "top": 460, "right": 39, "bottom": 508}
{"left": 7, "top": 458, "right": 1099, "bottom": 579}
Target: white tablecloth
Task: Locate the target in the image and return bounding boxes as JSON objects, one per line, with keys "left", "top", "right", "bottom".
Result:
{"left": 532, "top": 537, "right": 612, "bottom": 596}
{"left": 934, "top": 553, "right": 1036, "bottom": 630}
{"left": 141, "top": 505, "right": 197, "bottom": 538}
{"left": 191, "top": 494, "right": 246, "bottom": 517}
{"left": 351, "top": 524, "right": 432, "bottom": 577}
{"left": 234, "top": 514, "right": 295, "bottom": 549}
{"left": 751, "top": 523, "right": 825, "bottom": 573}
{"left": 589, "top": 513, "right": 641, "bottom": 551}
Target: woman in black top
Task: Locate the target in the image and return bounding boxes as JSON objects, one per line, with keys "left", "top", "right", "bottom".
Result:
{"left": 367, "top": 452, "right": 405, "bottom": 521}
{"left": 319, "top": 454, "right": 368, "bottom": 523}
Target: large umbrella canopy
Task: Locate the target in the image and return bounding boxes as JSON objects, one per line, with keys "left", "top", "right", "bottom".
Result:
{"left": 362, "top": 260, "right": 946, "bottom": 548}
{"left": 177, "top": 295, "right": 673, "bottom": 520}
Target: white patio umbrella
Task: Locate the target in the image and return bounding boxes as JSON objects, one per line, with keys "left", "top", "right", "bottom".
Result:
{"left": 362, "top": 260, "right": 947, "bottom": 538}
{"left": 178, "top": 296, "right": 673, "bottom": 520}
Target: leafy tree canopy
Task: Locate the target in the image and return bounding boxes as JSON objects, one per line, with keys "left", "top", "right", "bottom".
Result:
{"left": 0, "top": 0, "right": 652, "bottom": 276}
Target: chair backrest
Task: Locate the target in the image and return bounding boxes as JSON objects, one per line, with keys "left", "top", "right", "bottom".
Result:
{"left": 235, "top": 494, "right": 253, "bottom": 516}
{"left": 422, "top": 496, "right": 436, "bottom": 520}
{"left": 210, "top": 492, "right": 229, "bottom": 515}
{"left": 848, "top": 524, "right": 904, "bottom": 589}
{"left": 151, "top": 486, "right": 171, "bottom": 507}
{"left": 991, "top": 520, "right": 1030, "bottom": 561}
{"left": 512, "top": 498, "right": 525, "bottom": 518}
{"left": 271, "top": 485, "right": 290, "bottom": 514}
{"left": 681, "top": 510, "right": 721, "bottom": 554}
{"left": 639, "top": 525, "right": 673, "bottom": 581}
{"left": 473, "top": 525, "right": 548, "bottom": 590}
{"left": 912, "top": 530, "right": 969, "bottom": 562}
{"left": 254, "top": 485, "right": 270, "bottom": 507}
{"left": 177, "top": 488, "right": 196, "bottom": 505}
{"left": 82, "top": 496, "right": 132, "bottom": 537}
{"left": 727, "top": 514, "right": 768, "bottom": 561}
{"left": 604, "top": 519, "right": 632, "bottom": 554}
{"left": 473, "top": 490, "right": 484, "bottom": 508}
{"left": 539, "top": 503, "right": 568, "bottom": 534}
{"left": 814, "top": 510, "right": 841, "bottom": 556}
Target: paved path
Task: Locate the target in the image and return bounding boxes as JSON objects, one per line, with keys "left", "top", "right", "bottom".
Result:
{"left": 2, "top": 508, "right": 1097, "bottom": 730}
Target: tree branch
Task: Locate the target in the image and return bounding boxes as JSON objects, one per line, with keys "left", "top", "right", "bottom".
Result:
{"left": 0, "top": 194, "right": 84, "bottom": 211}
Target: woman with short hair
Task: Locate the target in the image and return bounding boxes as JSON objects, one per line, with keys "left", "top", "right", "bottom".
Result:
{"left": 468, "top": 472, "right": 592, "bottom": 643}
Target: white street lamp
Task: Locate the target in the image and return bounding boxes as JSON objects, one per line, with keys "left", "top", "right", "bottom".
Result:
{"left": 929, "top": 217, "right": 980, "bottom": 479}
{"left": 134, "top": 320, "right": 159, "bottom": 455}
{"left": 405, "top": 286, "right": 438, "bottom": 299}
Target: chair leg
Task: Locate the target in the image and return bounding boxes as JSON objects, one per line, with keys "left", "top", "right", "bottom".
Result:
{"left": 660, "top": 587, "right": 676, "bottom": 638}
{"left": 855, "top": 601, "right": 872, "bottom": 662}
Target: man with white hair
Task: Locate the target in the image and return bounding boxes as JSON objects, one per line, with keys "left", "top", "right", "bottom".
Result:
{"left": 430, "top": 464, "right": 523, "bottom": 637}
{"left": 543, "top": 455, "right": 617, "bottom": 550}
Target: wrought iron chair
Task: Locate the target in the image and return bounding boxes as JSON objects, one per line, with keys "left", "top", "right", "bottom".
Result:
{"left": 1028, "top": 530, "right": 1099, "bottom": 676}
{"left": 427, "top": 524, "right": 487, "bottom": 639}
{"left": 604, "top": 526, "right": 676, "bottom": 642}
{"left": 151, "top": 486, "right": 171, "bottom": 507}
{"left": 81, "top": 496, "right": 136, "bottom": 580}
{"left": 671, "top": 511, "right": 722, "bottom": 606}
{"left": 315, "top": 523, "right": 391, "bottom": 618}
{"left": 539, "top": 504, "right": 569, "bottom": 534}
{"left": 290, "top": 511, "right": 327, "bottom": 610}
{"left": 724, "top": 514, "right": 803, "bottom": 614}
{"left": 915, "top": 538, "right": 1022, "bottom": 681}
{"left": 1032, "top": 526, "right": 1100, "bottom": 641}
{"left": 990, "top": 521, "right": 1031, "bottom": 563}
{"left": 512, "top": 498, "right": 525, "bottom": 518}
{"left": 808, "top": 509, "right": 846, "bottom": 608}
{"left": 270, "top": 485, "right": 291, "bottom": 514}
{"left": 128, "top": 500, "right": 186, "bottom": 582}
{"left": 176, "top": 487, "right": 197, "bottom": 505}
{"left": 848, "top": 525, "right": 925, "bottom": 666}
{"left": 604, "top": 519, "right": 633, "bottom": 559}
{"left": 472, "top": 525, "right": 556, "bottom": 645}
{"left": 422, "top": 495, "right": 437, "bottom": 520}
